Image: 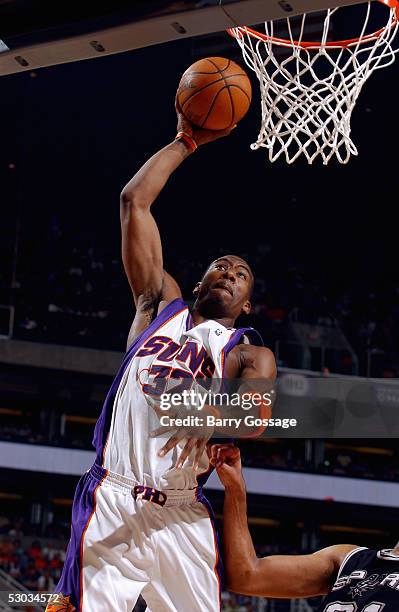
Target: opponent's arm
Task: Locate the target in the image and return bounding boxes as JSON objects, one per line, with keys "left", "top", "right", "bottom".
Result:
{"left": 212, "top": 445, "right": 356, "bottom": 598}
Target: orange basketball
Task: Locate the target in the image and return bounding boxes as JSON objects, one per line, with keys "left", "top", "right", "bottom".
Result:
{"left": 176, "top": 57, "right": 252, "bottom": 131}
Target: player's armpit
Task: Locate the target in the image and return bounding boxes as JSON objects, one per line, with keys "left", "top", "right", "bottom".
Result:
{"left": 157, "top": 270, "right": 182, "bottom": 313}
{"left": 125, "top": 270, "right": 182, "bottom": 349}
{"left": 126, "top": 308, "right": 155, "bottom": 351}
{"left": 228, "top": 544, "right": 357, "bottom": 599}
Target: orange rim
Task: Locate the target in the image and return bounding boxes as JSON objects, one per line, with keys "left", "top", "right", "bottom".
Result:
{"left": 227, "top": 0, "right": 399, "bottom": 49}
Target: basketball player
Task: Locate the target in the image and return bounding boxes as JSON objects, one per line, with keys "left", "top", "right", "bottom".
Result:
{"left": 46, "top": 108, "right": 276, "bottom": 612}
{"left": 211, "top": 444, "right": 399, "bottom": 611}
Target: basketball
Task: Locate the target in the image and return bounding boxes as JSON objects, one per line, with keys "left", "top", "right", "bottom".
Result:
{"left": 176, "top": 57, "right": 252, "bottom": 131}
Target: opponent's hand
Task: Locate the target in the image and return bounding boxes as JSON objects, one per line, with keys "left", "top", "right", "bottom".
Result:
{"left": 176, "top": 96, "right": 236, "bottom": 147}
{"left": 208, "top": 444, "right": 245, "bottom": 490}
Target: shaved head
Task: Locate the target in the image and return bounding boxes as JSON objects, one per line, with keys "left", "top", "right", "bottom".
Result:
{"left": 204, "top": 255, "right": 254, "bottom": 297}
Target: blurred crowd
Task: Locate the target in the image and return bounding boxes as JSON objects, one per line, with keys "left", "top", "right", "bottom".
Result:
{"left": 1, "top": 217, "right": 397, "bottom": 377}
{"left": 0, "top": 513, "right": 319, "bottom": 612}
{"left": 0, "top": 531, "right": 65, "bottom": 593}
{"left": 0, "top": 533, "right": 306, "bottom": 612}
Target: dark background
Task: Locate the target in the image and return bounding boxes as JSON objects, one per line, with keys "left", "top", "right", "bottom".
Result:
{"left": 0, "top": 6, "right": 399, "bottom": 610}
{"left": 1, "top": 26, "right": 398, "bottom": 370}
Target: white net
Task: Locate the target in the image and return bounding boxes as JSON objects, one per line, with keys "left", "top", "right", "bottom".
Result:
{"left": 228, "top": 1, "right": 399, "bottom": 164}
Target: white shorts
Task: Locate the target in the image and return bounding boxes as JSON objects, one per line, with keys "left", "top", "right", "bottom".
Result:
{"left": 48, "top": 464, "right": 222, "bottom": 612}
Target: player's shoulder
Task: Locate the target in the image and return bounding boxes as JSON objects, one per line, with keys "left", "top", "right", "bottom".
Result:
{"left": 334, "top": 546, "right": 372, "bottom": 576}
{"left": 236, "top": 343, "right": 275, "bottom": 365}
{"left": 238, "top": 342, "right": 275, "bottom": 360}
{"left": 231, "top": 343, "right": 276, "bottom": 379}
{"left": 239, "top": 344, "right": 275, "bottom": 358}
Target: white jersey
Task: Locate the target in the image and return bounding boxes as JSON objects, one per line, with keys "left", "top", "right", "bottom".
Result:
{"left": 54, "top": 298, "right": 262, "bottom": 611}
{"left": 92, "top": 298, "right": 256, "bottom": 490}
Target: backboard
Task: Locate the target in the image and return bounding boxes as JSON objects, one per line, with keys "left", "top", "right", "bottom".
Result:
{"left": 0, "top": 0, "right": 367, "bottom": 76}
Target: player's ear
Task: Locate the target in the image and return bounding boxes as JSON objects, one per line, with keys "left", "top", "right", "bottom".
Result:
{"left": 241, "top": 300, "right": 251, "bottom": 315}
{"left": 193, "top": 282, "right": 201, "bottom": 296}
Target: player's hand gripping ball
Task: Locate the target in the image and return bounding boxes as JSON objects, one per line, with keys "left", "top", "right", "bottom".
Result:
{"left": 177, "top": 57, "right": 252, "bottom": 130}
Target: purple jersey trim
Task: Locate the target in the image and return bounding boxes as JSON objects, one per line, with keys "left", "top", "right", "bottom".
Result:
{"left": 242, "top": 327, "right": 264, "bottom": 347}
{"left": 55, "top": 466, "right": 107, "bottom": 610}
{"left": 222, "top": 326, "right": 254, "bottom": 377}
{"left": 92, "top": 298, "right": 188, "bottom": 466}
{"left": 186, "top": 311, "right": 194, "bottom": 331}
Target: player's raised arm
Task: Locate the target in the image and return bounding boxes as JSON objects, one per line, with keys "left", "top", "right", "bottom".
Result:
{"left": 212, "top": 445, "right": 357, "bottom": 599}
{"left": 120, "top": 110, "right": 234, "bottom": 329}
{"left": 120, "top": 140, "right": 188, "bottom": 310}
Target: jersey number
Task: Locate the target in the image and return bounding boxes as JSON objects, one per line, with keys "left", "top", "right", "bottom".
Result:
{"left": 142, "top": 365, "right": 193, "bottom": 396}
{"left": 324, "top": 603, "right": 385, "bottom": 612}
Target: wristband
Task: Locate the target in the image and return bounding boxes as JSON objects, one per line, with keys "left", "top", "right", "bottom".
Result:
{"left": 175, "top": 131, "right": 197, "bottom": 152}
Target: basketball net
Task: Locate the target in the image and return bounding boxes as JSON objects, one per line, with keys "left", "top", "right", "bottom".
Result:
{"left": 227, "top": 0, "right": 399, "bottom": 164}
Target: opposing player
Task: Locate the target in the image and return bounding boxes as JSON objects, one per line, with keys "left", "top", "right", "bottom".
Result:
{"left": 46, "top": 108, "right": 276, "bottom": 612}
{"left": 211, "top": 444, "right": 399, "bottom": 610}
